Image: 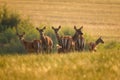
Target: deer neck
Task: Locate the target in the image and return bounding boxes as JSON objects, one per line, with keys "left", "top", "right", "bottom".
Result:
{"left": 55, "top": 32, "right": 61, "bottom": 44}
{"left": 40, "top": 34, "right": 46, "bottom": 43}
{"left": 72, "top": 32, "right": 79, "bottom": 41}
{"left": 20, "top": 38, "right": 26, "bottom": 45}
{"left": 95, "top": 39, "right": 100, "bottom": 46}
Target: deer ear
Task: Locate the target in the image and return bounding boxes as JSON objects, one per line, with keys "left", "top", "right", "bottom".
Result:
{"left": 52, "top": 26, "right": 54, "bottom": 29}
{"left": 74, "top": 26, "right": 77, "bottom": 30}
{"left": 23, "top": 32, "right": 25, "bottom": 35}
{"left": 80, "top": 26, "right": 83, "bottom": 30}
{"left": 36, "top": 27, "right": 39, "bottom": 31}
{"left": 58, "top": 25, "right": 61, "bottom": 29}
{"left": 43, "top": 26, "right": 46, "bottom": 30}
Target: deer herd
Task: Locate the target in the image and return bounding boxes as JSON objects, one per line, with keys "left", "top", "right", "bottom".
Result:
{"left": 16, "top": 26, "right": 104, "bottom": 54}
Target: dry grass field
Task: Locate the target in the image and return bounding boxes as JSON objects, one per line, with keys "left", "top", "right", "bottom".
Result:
{"left": 0, "top": 0, "right": 120, "bottom": 80}
{"left": 0, "top": 0, "right": 120, "bottom": 42}
{"left": 0, "top": 51, "right": 120, "bottom": 80}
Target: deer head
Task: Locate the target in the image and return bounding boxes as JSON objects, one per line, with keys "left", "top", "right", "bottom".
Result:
{"left": 52, "top": 25, "right": 61, "bottom": 33}
{"left": 96, "top": 36, "right": 104, "bottom": 44}
{"left": 16, "top": 32, "right": 25, "bottom": 41}
{"left": 36, "top": 26, "right": 46, "bottom": 36}
{"left": 74, "top": 26, "right": 83, "bottom": 35}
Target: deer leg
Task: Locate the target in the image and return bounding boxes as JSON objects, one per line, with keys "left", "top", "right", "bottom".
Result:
{"left": 67, "top": 39, "right": 71, "bottom": 52}
{"left": 82, "top": 39, "right": 85, "bottom": 51}
{"left": 94, "top": 49, "right": 97, "bottom": 52}
{"left": 65, "top": 39, "right": 67, "bottom": 51}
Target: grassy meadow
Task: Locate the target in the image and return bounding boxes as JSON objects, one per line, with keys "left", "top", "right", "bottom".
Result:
{"left": 0, "top": 0, "right": 120, "bottom": 80}
{"left": 0, "top": 49, "right": 120, "bottom": 80}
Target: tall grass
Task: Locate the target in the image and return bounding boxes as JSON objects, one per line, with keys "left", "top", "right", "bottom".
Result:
{"left": 0, "top": 48, "right": 119, "bottom": 80}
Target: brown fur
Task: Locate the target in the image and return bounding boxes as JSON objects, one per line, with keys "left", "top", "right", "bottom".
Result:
{"left": 36, "top": 27, "right": 53, "bottom": 53}
{"left": 17, "top": 32, "right": 42, "bottom": 53}
{"left": 52, "top": 26, "right": 83, "bottom": 52}
{"left": 89, "top": 37, "right": 104, "bottom": 52}
{"left": 52, "top": 26, "right": 74, "bottom": 53}
{"left": 72, "top": 26, "right": 84, "bottom": 51}
{"left": 75, "top": 35, "right": 85, "bottom": 51}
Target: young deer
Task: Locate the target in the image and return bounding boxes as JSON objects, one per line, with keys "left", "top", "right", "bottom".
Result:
{"left": 36, "top": 27, "right": 53, "bottom": 53}
{"left": 17, "top": 32, "right": 42, "bottom": 53}
{"left": 89, "top": 37, "right": 104, "bottom": 52}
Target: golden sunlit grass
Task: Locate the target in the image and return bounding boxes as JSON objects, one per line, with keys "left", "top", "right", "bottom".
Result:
{"left": 0, "top": 49, "right": 120, "bottom": 80}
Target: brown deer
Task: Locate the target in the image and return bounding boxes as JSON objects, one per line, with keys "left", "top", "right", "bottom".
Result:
{"left": 52, "top": 26, "right": 84, "bottom": 53}
{"left": 52, "top": 26, "right": 73, "bottom": 53}
{"left": 73, "top": 26, "right": 85, "bottom": 51}
{"left": 16, "top": 32, "right": 42, "bottom": 53}
{"left": 36, "top": 27, "right": 53, "bottom": 53}
{"left": 89, "top": 36, "right": 104, "bottom": 52}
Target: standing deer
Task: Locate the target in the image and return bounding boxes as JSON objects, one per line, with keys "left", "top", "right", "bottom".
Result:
{"left": 52, "top": 26, "right": 73, "bottom": 53}
{"left": 73, "top": 26, "right": 85, "bottom": 51}
{"left": 36, "top": 27, "right": 53, "bottom": 53}
{"left": 89, "top": 36, "right": 104, "bottom": 52}
{"left": 52, "top": 26, "right": 84, "bottom": 53}
{"left": 16, "top": 32, "right": 42, "bottom": 53}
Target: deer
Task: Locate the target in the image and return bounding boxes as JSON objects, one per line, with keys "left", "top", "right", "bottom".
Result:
{"left": 88, "top": 36, "right": 104, "bottom": 52}
{"left": 73, "top": 26, "right": 85, "bottom": 51}
{"left": 52, "top": 26, "right": 73, "bottom": 53}
{"left": 52, "top": 26, "right": 84, "bottom": 53}
{"left": 16, "top": 32, "right": 42, "bottom": 53}
{"left": 36, "top": 26, "right": 53, "bottom": 53}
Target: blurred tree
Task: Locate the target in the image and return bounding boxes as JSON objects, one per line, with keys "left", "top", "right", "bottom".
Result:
{"left": 0, "top": 5, "right": 21, "bottom": 33}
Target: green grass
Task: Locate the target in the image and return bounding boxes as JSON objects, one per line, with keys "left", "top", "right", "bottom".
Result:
{"left": 0, "top": 49, "right": 120, "bottom": 80}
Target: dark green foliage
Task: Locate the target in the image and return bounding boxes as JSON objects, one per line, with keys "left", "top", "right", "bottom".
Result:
{"left": 0, "top": 6, "right": 37, "bottom": 54}
{"left": 0, "top": 5, "right": 20, "bottom": 32}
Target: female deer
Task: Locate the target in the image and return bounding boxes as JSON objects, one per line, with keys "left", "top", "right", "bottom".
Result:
{"left": 52, "top": 26, "right": 84, "bottom": 53}
{"left": 73, "top": 26, "right": 85, "bottom": 51}
{"left": 89, "top": 37, "right": 104, "bottom": 52}
{"left": 17, "top": 32, "right": 42, "bottom": 53}
{"left": 36, "top": 27, "right": 53, "bottom": 53}
{"left": 52, "top": 26, "right": 73, "bottom": 53}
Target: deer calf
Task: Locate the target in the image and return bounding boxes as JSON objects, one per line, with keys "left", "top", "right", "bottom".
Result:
{"left": 17, "top": 32, "right": 42, "bottom": 53}
{"left": 89, "top": 37, "right": 104, "bottom": 52}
